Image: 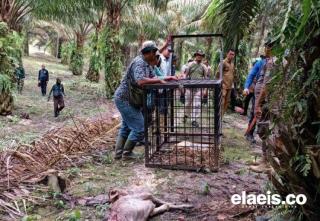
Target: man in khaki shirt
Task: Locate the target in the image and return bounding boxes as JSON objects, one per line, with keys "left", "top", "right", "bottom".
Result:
{"left": 216, "top": 49, "right": 235, "bottom": 116}
{"left": 184, "top": 50, "right": 208, "bottom": 127}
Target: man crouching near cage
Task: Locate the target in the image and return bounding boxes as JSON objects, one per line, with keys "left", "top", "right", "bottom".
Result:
{"left": 113, "top": 41, "right": 177, "bottom": 160}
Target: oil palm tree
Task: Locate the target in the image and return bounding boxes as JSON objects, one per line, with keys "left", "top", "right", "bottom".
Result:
{"left": 264, "top": 0, "right": 320, "bottom": 220}
{"left": 203, "top": 0, "right": 259, "bottom": 86}
{"left": 86, "top": 4, "right": 108, "bottom": 82}
{"left": 32, "top": 0, "right": 95, "bottom": 75}
{"left": 204, "top": 0, "right": 260, "bottom": 51}
{"left": 0, "top": 22, "right": 23, "bottom": 115}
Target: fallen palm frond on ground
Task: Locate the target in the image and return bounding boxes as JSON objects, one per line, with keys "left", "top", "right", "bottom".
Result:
{"left": 0, "top": 116, "right": 120, "bottom": 218}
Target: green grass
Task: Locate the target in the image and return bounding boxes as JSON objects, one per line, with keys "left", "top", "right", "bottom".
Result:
{"left": 222, "top": 125, "right": 255, "bottom": 164}
{"left": 0, "top": 54, "right": 113, "bottom": 150}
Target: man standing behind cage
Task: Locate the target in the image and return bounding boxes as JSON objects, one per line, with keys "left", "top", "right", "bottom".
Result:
{"left": 15, "top": 63, "right": 25, "bottom": 94}
{"left": 183, "top": 50, "right": 208, "bottom": 127}
{"left": 203, "top": 59, "right": 212, "bottom": 79}
{"left": 215, "top": 49, "right": 235, "bottom": 117}
{"left": 159, "top": 38, "right": 172, "bottom": 76}
{"left": 113, "top": 41, "right": 177, "bottom": 160}
{"left": 38, "top": 64, "right": 49, "bottom": 96}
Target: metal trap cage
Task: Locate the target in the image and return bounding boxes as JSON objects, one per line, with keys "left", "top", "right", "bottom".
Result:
{"left": 143, "top": 33, "right": 224, "bottom": 171}
{"left": 143, "top": 80, "right": 222, "bottom": 171}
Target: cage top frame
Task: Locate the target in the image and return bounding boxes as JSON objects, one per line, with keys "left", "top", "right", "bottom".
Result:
{"left": 168, "top": 33, "right": 224, "bottom": 80}
{"left": 143, "top": 79, "right": 222, "bottom": 89}
{"left": 171, "top": 33, "right": 223, "bottom": 39}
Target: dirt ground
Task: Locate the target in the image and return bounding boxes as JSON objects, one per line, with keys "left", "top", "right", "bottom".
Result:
{"left": 0, "top": 54, "right": 270, "bottom": 221}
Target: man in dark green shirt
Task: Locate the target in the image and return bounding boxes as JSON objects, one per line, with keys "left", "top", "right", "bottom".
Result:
{"left": 15, "top": 64, "right": 25, "bottom": 94}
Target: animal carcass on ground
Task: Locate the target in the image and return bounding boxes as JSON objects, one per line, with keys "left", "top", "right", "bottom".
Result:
{"left": 107, "top": 188, "right": 193, "bottom": 221}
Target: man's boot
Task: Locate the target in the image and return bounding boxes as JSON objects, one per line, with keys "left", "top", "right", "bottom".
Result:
{"left": 122, "top": 140, "right": 140, "bottom": 160}
{"left": 249, "top": 155, "right": 271, "bottom": 173}
{"left": 114, "top": 136, "right": 126, "bottom": 160}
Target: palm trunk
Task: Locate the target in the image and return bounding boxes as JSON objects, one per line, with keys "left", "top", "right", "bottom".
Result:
{"left": 23, "top": 31, "right": 29, "bottom": 56}
{"left": 0, "top": 22, "right": 17, "bottom": 115}
{"left": 61, "top": 41, "right": 72, "bottom": 65}
{"left": 57, "top": 38, "right": 63, "bottom": 59}
{"left": 254, "top": 14, "right": 267, "bottom": 58}
{"left": 0, "top": 91, "right": 13, "bottom": 115}
{"left": 104, "top": 1, "right": 123, "bottom": 98}
{"left": 233, "top": 36, "right": 240, "bottom": 89}
{"left": 86, "top": 29, "right": 100, "bottom": 82}
{"left": 175, "top": 40, "right": 183, "bottom": 69}
{"left": 70, "top": 33, "right": 85, "bottom": 75}
{"left": 205, "top": 37, "right": 213, "bottom": 61}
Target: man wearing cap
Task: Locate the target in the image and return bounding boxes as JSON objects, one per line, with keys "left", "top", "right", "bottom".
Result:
{"left": 216, "top": 49, "right": 235, "bottom": 116}
{"left": 183, "top": 50, "right": 208, "bottom": 127}
{"left": 244, "top": 40, "right": 275, "bottom": 173}
{"left": 185, "top": 50, "right": 208, "bottom": 80}
{"left": 113, "top": 41, "right": 176, "bottom": 160}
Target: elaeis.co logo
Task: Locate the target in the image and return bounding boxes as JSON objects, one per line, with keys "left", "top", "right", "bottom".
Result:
{"left": 231, "top": 191, "right": 307, "bottom": 208}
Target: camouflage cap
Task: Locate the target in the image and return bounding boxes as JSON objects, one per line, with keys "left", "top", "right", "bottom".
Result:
{"left": 194, "top": 50, "right": 205, "bottom": 57}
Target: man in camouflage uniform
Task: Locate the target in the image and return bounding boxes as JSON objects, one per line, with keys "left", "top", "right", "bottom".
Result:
{"left": 184, "top": 50, "right": 208, "bottom": 127}
{"left": 15, "top": 64, "right": 25, "bottom": 94}
{"left": 216, "top": 49, "right": 235, "bottom": 116}
{"left": 244, "top": 40, "right": 275, "bottom": 173}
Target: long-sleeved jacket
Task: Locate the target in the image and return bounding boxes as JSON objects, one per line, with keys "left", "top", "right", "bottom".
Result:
{"left": 48, "top": 83, "right": 65, "bottom": 97}
{"left": 244, "top": 59, "right": 266, "bottom": 89}
{"left": 38, "top": 69, "right": 49, "bottom": 81}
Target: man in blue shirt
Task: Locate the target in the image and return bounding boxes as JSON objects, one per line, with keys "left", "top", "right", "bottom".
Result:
{"left": 38, "top": 64, "right": 49, "bottom": 96}
{"left": 244, "top": 40, "right": 275, "bottom": 173}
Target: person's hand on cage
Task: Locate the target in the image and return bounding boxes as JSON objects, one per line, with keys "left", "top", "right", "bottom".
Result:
{"left": 178, "top": 74, "right": 187, "bottom": 80}
{"left": 164, "top": 76, "right": 178, "bottom": 81}
{"left": 159, "top": 80, "right": 167, "bottom": 84}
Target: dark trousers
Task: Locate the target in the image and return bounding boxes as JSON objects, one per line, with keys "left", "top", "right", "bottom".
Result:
{"left": 243, "top": 92, "right": 254, "bottom": 115}
{"left": 229, "top": 88, "right": 237, "bottom": 111}
{"left": 247, "top": 96, "right": 256, "bottom": 136}
{"left": 17, "top": 79, "right": 24, "bottom": 94}
{"left": 159, "top": 90, "right": 168, "bottom": 115}
{"left": 53, "top": 96, "right": 65, "bottom": 117}
{"left": 40, "top": 80, "right": 47, "bottom": 96}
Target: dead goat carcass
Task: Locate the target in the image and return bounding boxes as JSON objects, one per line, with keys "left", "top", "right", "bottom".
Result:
{"left": 107, "top": 188, "right": 193, "bottom": 221}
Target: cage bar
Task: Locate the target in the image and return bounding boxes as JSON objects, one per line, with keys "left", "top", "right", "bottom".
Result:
{"left": 143, "top": 79, "right": 222, "bottom": 172}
